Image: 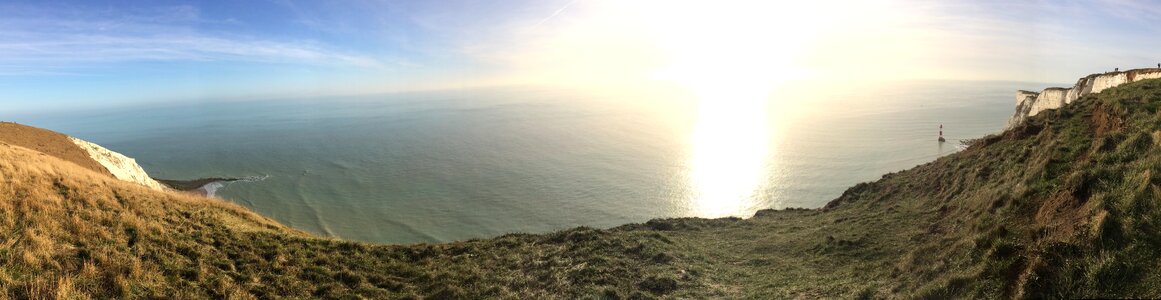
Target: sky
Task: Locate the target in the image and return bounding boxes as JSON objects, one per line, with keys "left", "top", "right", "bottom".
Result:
{"left": 2, "top": 0, "right": 1161, "bottom": 114}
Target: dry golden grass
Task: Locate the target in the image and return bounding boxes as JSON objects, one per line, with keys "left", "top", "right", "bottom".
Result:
{"left": 0, "top": 142, "right": 297, "bottom": 299}
{"left": 0, "top": 122, "right": 111, "bottom": 177}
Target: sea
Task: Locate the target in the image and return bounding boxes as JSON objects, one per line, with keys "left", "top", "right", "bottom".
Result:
{"left": 10, "top": 80, "right": 1047, "bottom": 244}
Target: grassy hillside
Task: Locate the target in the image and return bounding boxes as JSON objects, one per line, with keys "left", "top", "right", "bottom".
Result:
{"left": 0, "top": 122, "right": 111, "bottom": 177}
{"left": 4, "top": 78, "right": 1161, "bottom": 299}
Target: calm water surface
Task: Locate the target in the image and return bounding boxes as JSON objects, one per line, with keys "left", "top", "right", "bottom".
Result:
{"left": 16, "top": 80, "right": 1041, "bottom": 243}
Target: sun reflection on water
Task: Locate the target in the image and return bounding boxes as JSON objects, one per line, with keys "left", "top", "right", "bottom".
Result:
{"left": 687, "top": 86, "right": 772, "bottom": 218}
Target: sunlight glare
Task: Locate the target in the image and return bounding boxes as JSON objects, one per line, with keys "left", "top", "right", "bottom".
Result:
{"left": 687, "top": 85, "right": 772, "bottom": 217}
{"left": 626, "top": 1, "right": 812, "bottom": 217}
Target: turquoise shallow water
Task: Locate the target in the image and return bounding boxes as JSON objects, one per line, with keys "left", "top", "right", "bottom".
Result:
{"left": 10, "top": 80, "right": 1043, "bottom": 244}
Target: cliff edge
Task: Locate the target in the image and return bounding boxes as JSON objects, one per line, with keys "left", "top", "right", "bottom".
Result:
{"left": 66, "top": 136, "right": 164, "bottom": 190}
{"left": 1008, "top": 68, "right": 1161, "bottom": 128}
{"left": 0, "top": 122, "right": 163, "bottom": 190}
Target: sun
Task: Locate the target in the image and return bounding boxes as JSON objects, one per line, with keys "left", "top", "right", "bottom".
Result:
{"left": 527, "top": 0, "right": 834, "bottom": 216}
{"left": 642, "top": 0, "right": 817, "bottom": 92}
{"left": 624, "top": 1, "right": 819, "bottom": 216}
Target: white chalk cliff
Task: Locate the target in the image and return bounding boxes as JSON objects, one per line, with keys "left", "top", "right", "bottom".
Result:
{"left": 1008, "top": 68, "right": 1161, "bottom": 128}
{"left": 68, "top": 137, "right": 164, "bottom": 191}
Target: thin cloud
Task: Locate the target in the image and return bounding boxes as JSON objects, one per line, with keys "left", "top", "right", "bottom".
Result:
{"left": 0, "top": 3, "right": 383, "bottom": 75}
{"left": 531, "top": 0, "right": 580, "bottom": 30}
{"left": 1097, "top": 0, "right": 1161, "bottom": 26}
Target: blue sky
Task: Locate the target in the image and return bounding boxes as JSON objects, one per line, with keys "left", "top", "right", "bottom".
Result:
{"left": 2, "top": 0, "right": 1161, "bottom": 114}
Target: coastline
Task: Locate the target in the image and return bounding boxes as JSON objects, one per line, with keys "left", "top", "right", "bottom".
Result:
{"left": 154, "top": 177, "right": 241, "bottom": 196}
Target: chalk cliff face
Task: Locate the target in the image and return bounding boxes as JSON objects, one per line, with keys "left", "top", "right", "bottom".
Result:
{"left": 68, "top": 136, "right": 164, "bottom": 191}
{"left": 1008, "top": 68, "right": 1161, "bottom": 128}
{"left": 1029, "top": 88, "right": 1067, "bottom": 116}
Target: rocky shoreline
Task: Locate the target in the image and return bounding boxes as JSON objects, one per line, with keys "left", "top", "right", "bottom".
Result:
{"left": 154, "top": 177, "right": 242, "bottom": 196}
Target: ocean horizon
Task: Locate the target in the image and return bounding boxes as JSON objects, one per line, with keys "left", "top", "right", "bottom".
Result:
{"left": 11, "top": 79, "right": 1054, "bottom": 244}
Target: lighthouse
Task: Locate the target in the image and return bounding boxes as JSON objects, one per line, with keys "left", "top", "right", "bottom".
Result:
{"left": 938, "top": 124, "right": 946, "bottom": 143}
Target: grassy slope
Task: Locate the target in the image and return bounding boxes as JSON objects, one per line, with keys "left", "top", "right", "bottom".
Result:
{"left": 5, "top": 79, "right": 1161, "bottom": 299}
{"left": 0, "top": 122, "right": 111, "bottom": 177}
{"left": 0, "top": 140, "right": 705, "bottom": 299}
